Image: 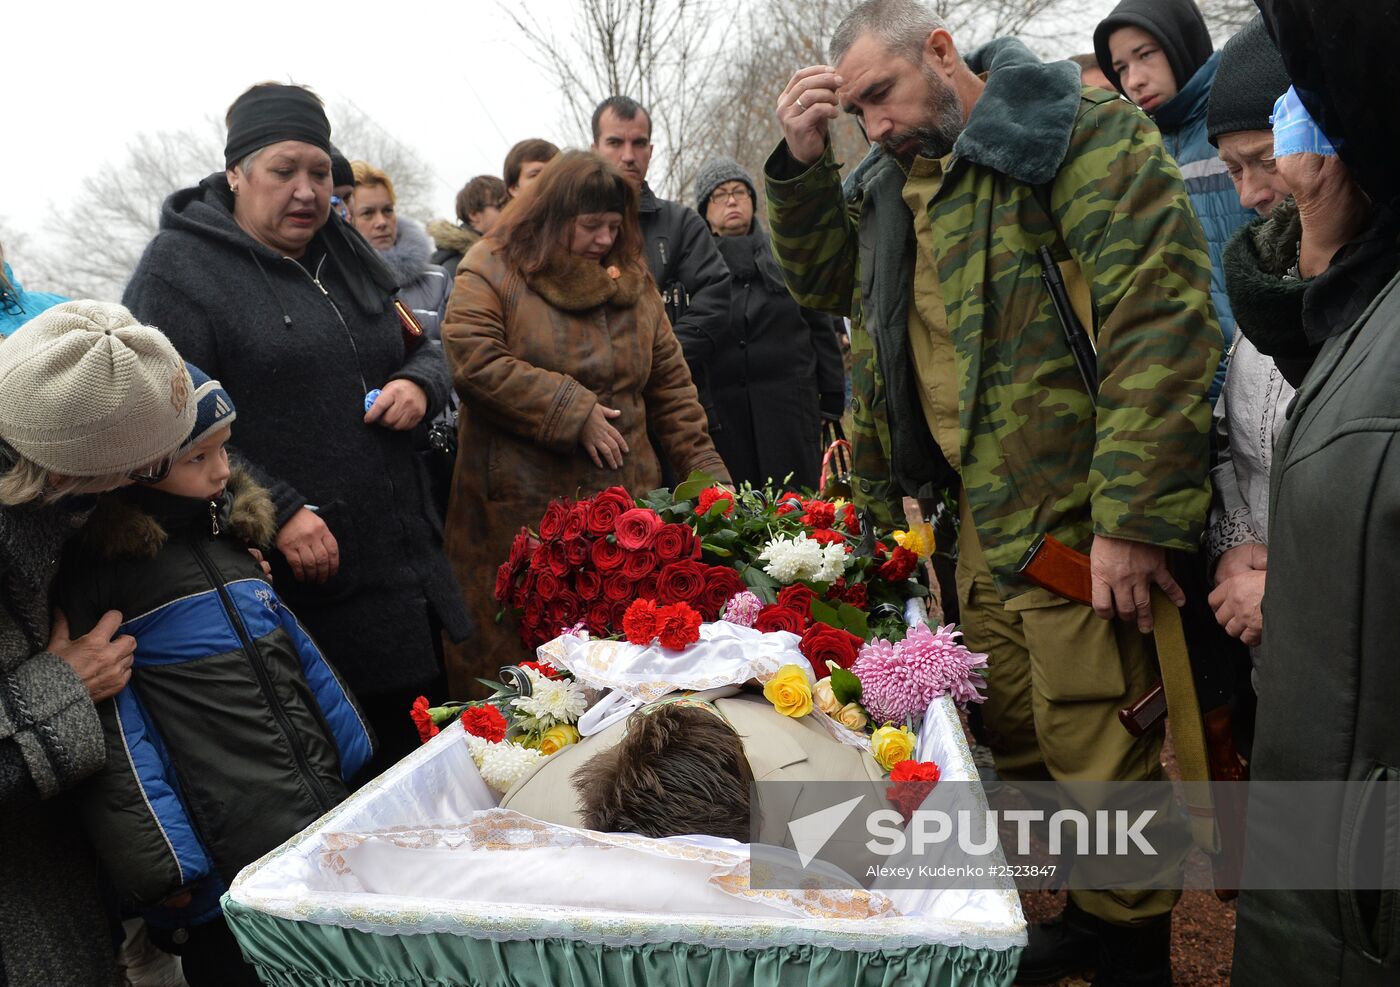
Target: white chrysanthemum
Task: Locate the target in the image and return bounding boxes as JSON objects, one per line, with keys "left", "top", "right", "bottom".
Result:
{"left": 477, "top": 741, "right": 545, "bottom": 792}
{"left": 816, "top": 542, "right": 850, "bottom": 583}
{"left": 758, "top": 533, "right": 832, "bottom": 585}
{"left": 464, "top": 732, "right": 490, "bottom": 762}
{"left": 511, "top": 673, "right": 589, "bottom": 729}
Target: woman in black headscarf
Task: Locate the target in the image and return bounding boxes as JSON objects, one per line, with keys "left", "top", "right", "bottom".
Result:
{"left": 1228, "top": 4, "right": 1400, "bottom": 984}
{"left": 124, "top": 83, "right": 471, "bottom": 777}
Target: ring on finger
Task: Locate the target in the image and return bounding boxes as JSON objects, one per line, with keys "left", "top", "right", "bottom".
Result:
{"left": 796, "top": 95, "right": 807, "bottom": 110}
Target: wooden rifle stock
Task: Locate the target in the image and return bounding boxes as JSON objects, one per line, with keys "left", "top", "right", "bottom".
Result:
{"left": 1015, "top": 534, "right": 1093, "bottom": 606}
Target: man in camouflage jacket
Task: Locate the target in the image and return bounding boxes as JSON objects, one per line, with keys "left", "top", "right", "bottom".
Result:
{"left": 766, "top": 7, "right": 1219, "bottom": 984}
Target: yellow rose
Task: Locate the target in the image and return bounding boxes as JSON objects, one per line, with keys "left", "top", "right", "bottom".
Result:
{"left": 812, "top": 678, "right": 841, "bottom": 716}
{"left": 835, "top": 702, "right": 869, "bottom": 731}
{"left": 871, "top": 724, "right": 916, "bottom": 771}
{"left": 763, "top": 664, "right": 814, "bottom": 718}
{"left": 537, "top": 724, "right": 581, "bottom": 755}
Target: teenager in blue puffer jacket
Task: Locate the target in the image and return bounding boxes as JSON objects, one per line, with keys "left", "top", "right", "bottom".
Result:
{"left": 1095, "top": 0, "right": 1255, "bottom": 403}
{"left": 57, "top": 367, "right": 373, "bottom": 986}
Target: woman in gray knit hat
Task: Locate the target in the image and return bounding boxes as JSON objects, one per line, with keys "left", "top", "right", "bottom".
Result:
{"left": 0, "top": 300, "right": 195, "bottom": 985}
{"left": 692, "top": 156, "right": 846, "bottom": 491}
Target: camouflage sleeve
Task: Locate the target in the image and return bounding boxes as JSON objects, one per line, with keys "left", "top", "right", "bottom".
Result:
{"left": 763, "top": 141, "right": 859, "bottom": 317}
{"left": 1051, "top": 97, "right": 1221, "bottom": 550}
{"left": 846, "top": 321, "right": 904, "bottom": 531}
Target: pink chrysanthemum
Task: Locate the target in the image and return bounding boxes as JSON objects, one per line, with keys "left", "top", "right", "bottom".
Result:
{"left": 853, "top": 623, "right": 988, "bottom": 723}
{"left": 721, "top": 591, "right": 764, "bottom": 628}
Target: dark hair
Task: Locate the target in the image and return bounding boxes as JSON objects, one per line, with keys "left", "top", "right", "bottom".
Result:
{"left": 590, "top": 96, "right": 652, "bottom": 142}
{"left": 503, "top": 138, "right": 561, "bottom": 190}
{"left": 488, "top": 151, "right": 645, "bottom": 278}
{"left": 456, "top": 175, "right": 509, "bottom": 225}
{"left": 573, "top": 705, "right": 754, "bottom": 842}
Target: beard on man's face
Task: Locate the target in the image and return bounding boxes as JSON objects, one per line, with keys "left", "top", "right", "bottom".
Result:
{"left": 880, "top": 67, "right": 964, "bottom": 160}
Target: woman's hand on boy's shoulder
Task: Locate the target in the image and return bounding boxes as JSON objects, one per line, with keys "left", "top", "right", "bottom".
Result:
{"left": 48, "top": 609, "right": 135, "bottom": 703}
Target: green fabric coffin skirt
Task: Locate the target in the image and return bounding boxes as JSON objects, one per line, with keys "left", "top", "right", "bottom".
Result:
{"left": 224, "top": 896, "right": 1021, "bottom": 987}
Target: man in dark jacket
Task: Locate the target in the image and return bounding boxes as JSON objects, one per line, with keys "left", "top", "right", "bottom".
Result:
{"left": 591, "top": 96, "right": 731, "bottom": 436}
{"left": 1225, "top": 3, "right": 1400, "bottom": 984}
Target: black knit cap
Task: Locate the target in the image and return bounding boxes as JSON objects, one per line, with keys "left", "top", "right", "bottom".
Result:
{"left": 329, "top": 145, "right": 354, "bottom": 188}
{"left": 1207, "top": 15, "right": 1293, "bottom": 146}
{"left": 1093, "top": 0, "right": 1213, "bottom": 99}
{"left": 224, "top": 84, "right": 332, "bottom": 168}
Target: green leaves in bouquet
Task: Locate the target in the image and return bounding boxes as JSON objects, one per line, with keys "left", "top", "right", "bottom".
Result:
{"left": 672, "top": 470, "right": 719, "bottom": 505}
{"left": 808, "top": 596, "right": 871, "bottom": 639}
{"left": 830, "top": 665, "right": 863, "bottom": 706}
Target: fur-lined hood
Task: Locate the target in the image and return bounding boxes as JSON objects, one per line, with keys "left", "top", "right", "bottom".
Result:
{"left": 379, "top": 217, "right": 437, "bottom": 286}
{"left": 524, "top": 252, "right": 650, "bottom": 312}
{"left": 427, "top": 219, "right": 480, "bottom": 256}
{"left": 80, "top": 467, "right": 277, "bottom": 560}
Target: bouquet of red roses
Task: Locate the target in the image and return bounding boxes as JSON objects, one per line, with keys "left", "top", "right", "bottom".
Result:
{"left": 494, "top": 484, "right": 744, "bottom": 649}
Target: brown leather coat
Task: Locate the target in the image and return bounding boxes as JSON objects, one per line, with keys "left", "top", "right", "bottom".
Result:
{"left": 441, "top": 241, "right": 728, "bottom": 694}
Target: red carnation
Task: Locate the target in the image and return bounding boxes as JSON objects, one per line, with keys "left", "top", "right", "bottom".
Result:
{"left": 842, "top": 504, "right": 861, "bottom": 535}
{"left": 588, "top": 486, "right": 634, "bottom": 536}
{"left": 777, "top": 583, "right": 815, "bottom": 616}
{"left": 656, "top": 560, "right": 708, "bottom": 606}
{"left": 799, "top": 622, "right": 863, "bottom": 677}
{"left": 409, "top": 696, "right": 439, "bottom": 744}
{"left": 538, "top": 499, "right": 570, "bottom": 542}
{"left": 696, "top": 486, "right": 735, "bottom": 517}
{"left": 576, "top": 570, "right": 604, "bottom": 601}
{"left": 602, "top": 573, "right": 636, "bottom": 602}
{"left": 774, "top": 491, "right": 803, "bottom": 515}
{"left": 755, "top": 604, "right": 807, "bottom": 635}
{"left": 653, "top": 522, "right": 696, "bottom": 562}
{"left": 461, "top": 704, "right": 508, "bottom": 743}
{"left": 698, "top": 566, "right": 746, "bottom": 620}
{"left": 519, "top": 659, "right": 562, "bottom": 680}
{"left": 657, "top": 602, "right": 703, "bottom": 650}
{"left": 879, "top": 546, "right": 919, "bottom": 582}
{"left": 842, "top": 581, "right": 869, "bottom": 608}
{"left": 592, "top": 537, "right": 627, "bottom": 572}
{"left": 622, "top": 549, "right": 660, "bottom": 580}
{"left": 623, "top": 598, "right": 660, "bottom": 644}
{"left": 886, "top": 760, "right": 942, "bottom": 824}
{"left": 810, "top": 527, "right": 846, "bottom": 547}
{"left": 801, "top": 499, "right": 836, "bottom": 529}
{"left": 615, "top": 508, "right": 664, "bottom": 551}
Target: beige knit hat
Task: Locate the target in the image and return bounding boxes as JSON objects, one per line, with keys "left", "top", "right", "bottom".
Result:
{"left": 0, "top": 301, "right": 196, "bottom": 477}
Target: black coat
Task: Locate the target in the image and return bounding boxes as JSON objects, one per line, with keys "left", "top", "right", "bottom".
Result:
{"left": 123, "top": 175, "right": 471, "bottom": 697}
{"left": 639, "top": 184, "right": 731, "bottom": 427}
{"left": 709, "top": 229, "right": 845, "bottom": 490}
{"left": 1232, "top": 4, "right": 1400, "bottom": 982}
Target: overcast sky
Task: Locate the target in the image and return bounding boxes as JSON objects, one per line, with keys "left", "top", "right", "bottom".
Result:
{"left": 3, "top": 0, "right": 1127, "bottom": 261}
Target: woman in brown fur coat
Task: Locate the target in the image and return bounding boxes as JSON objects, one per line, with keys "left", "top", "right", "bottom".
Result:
{"left": 441, "top": 152, "right": 728, "bottom": 694}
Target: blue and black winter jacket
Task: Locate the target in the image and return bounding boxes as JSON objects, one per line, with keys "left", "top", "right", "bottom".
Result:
{"left": 57, "top": 469, "right": 373, "bottom": 928}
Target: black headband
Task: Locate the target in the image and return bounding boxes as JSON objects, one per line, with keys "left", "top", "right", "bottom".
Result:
{"left": 225, "top": 86, "right": 332, "bottom": 168}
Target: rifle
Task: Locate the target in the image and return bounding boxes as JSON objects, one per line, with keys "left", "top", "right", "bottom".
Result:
{"left": 1037, "top": 246, "right": 1097, "bottom": 395}
{"left": 1016, "top": 534, "right": 1248, "bottom": 898}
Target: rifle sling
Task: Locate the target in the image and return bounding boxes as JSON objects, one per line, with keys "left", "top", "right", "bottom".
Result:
{"left": 1152, "top": 588, "right": 1221, "bottom": 854}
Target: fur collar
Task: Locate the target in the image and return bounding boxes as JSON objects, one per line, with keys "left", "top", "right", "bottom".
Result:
{"left": 380, "top": 217, "right": 435, "bottom": 285}
{"left": 957, "top": 37, "right": 1084, "bottom": 187}
{"left": 80, "top": 467, "right": 277, "bottom": 560}
{"left": 427, "top": 219, "right": 480, "bottom": 256}
{"left": 525, "top": 253, "right": 648, "bottom": 311}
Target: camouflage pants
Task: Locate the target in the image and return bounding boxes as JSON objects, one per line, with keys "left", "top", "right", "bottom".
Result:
{"left": 955, "top": 498, "right": 1185, "bottom": 925}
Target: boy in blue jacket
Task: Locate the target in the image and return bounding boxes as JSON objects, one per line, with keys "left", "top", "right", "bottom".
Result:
{"left": 58, "top": 366, "right": 374, "bottom": 986}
